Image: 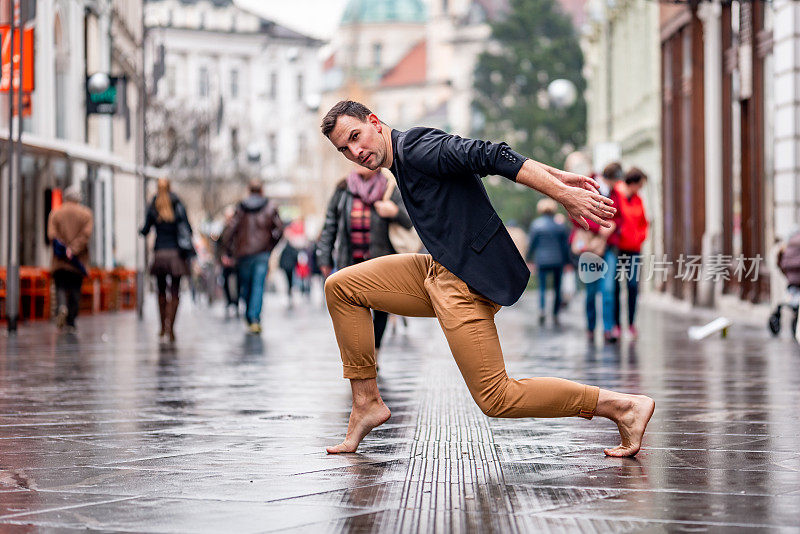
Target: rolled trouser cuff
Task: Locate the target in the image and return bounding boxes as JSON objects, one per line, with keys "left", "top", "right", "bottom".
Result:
{"left": 579, "top": 385, "right": 600, "bottom": 419}
{"left": 343, "top": 364, "right": 377, "bottom": 380}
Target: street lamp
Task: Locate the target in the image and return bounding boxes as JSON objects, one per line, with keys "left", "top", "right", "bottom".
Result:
{"left": 547, "top": 78, "right": 577, "bottom": 109}
{"left": 87, "top": 72, "right": 111, "bottom": 94}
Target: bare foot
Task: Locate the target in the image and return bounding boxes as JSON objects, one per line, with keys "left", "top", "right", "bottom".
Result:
{"left": 326, "top": 399, "right": 391, "bottom": 454}
{"left": 604, "top": 395, "right": 655, "bottom": 457}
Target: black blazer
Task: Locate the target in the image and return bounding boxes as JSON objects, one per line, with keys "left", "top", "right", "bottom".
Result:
{"left": 389, "top": 127, "right": 530, "bottom": 306}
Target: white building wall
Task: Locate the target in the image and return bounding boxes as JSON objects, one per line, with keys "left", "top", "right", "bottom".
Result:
{"left": 145, "top": 0, "right": 323, "bottom": 222}
{"left": 773, "top": 0, "right": 800, "bottom": 240}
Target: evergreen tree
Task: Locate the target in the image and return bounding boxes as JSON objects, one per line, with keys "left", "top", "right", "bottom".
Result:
{"left": 473, "top": 0, "right": 586, "bottom": 228}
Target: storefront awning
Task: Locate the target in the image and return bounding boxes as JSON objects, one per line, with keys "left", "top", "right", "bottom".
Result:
{"left": 0, "top": 132, "right": 162, "bottom": 178}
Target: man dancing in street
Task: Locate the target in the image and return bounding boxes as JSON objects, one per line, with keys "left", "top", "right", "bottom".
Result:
{"left": 320, "top": 100, "right": 655, "bottom": 457}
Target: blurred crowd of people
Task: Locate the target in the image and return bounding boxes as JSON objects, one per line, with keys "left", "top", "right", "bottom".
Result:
{"left": 526, "top": 161, "right": 650, "bottom": 343}
{"left": 135, "top": 162, "right": 414, "bottom": 343}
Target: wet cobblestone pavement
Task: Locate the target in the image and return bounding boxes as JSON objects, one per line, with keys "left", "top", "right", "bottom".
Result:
{"left": 1, "top": 288, "right": 799, "bottom": 533}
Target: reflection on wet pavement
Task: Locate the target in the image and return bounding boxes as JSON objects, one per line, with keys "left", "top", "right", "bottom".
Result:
{"left": 0, "top": 292, "right": 799, "bottom": 532}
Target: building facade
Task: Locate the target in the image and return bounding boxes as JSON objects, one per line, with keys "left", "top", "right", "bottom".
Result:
{"left": 0, "top": 0, "right": 145, "bottom": 273}
{"left": 143, "top": 0, "right": 324, "bottom": 226}
{"left": 584, "top": 0, "right": 800, "bottom": 310}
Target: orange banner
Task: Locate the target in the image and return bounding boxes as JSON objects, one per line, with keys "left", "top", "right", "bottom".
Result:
{"left": 0, "top": 25, "right": 33, "bottom": 92}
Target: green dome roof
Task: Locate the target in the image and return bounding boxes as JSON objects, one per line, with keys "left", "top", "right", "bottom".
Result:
{"left": 341, "top": 0, "right": 427, "bottom": 25}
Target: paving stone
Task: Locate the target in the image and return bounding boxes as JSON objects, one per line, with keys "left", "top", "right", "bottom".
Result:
{"left": 0, "top": 290, "right": 798, "bottom": 532}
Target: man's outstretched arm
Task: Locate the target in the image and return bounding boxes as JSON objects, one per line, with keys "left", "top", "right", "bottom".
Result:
{"left": 515, "top": 159, "right": 615, "bottom": 230}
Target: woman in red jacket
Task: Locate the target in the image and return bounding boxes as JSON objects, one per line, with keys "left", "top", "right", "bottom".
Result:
{"left": 614, "top": 168, "right": 649, "bottom": 338}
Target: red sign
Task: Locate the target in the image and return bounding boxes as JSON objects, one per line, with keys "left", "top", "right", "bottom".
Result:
{"left": 0, "top": 25, "right": 33, "bottom": 92}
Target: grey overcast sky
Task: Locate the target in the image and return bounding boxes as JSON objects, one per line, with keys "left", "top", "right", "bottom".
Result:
{"left": 236, "top": 0, "right": 349, "bottom": 40}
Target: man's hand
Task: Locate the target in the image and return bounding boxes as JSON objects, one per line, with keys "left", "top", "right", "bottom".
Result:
{"left": 374, "top": 200, "right": 399, "bottom": 219}
{"left": 321, "top": 265, "right": 333, "bottom": 278}
{"left": 557, "top": 187, "right": 616, "bottom": 230}
{"left": 556, "top": 171, "right": 600, "bottom": 193}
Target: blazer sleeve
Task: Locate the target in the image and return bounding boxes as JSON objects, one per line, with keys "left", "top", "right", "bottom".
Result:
{"left": 401, "top": 127, "right": 527, "bottom": 182}
{"left": 316, "top": 188, "right": 343, "bottom": 268}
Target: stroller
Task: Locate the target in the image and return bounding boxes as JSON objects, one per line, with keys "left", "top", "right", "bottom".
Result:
{"left": 768, "top": 285, "right": 800, "bottom": 341}
{"left": 769, "top": 232, "right": 800, "bottom": 342}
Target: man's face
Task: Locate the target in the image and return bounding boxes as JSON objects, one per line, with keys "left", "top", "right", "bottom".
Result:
{"left": 328, "top": 114, "right": 387, "bottom": 170}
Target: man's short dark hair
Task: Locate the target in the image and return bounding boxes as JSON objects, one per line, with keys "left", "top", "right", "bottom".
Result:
{"left": 624, "top": 167, "right": 647, "bottom": 185}
{"left": 602, "top": 162, "right": 623, "bottom": 181}
{"left": 321, "top": 100, "right": 373, "bottom": 137}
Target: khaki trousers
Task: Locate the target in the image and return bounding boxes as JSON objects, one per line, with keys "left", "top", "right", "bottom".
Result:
{"left": 324, "top": 254, "right": 599, "bottom": 419}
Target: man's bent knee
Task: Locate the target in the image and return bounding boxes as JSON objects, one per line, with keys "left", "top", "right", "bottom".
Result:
{"left": 324, "top": 271, "right": 345, "bottom": 303}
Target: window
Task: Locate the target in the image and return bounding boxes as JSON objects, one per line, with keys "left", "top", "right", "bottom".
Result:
{"left": 166, "top": 64, "right": 176, "bottom": 97}
{"left": 198, "top": 66, "right": 209, "bottom": 98}
{"left": 54, "top": 13, "right": 67, "bottom": 139}
{"left": 373, "top": 42, "right": 382, "bottom": 67}
{"left": 297, "top": 133, "right": 307, "bottom": 160}
{"left": 269, "top": 72, "right": 278, "bottom": 99}
{"left": 297, "top": 73, "right": 304, "bottom": 101}
{"left": 268, "top": 133, "right": 277, "bottom": 164}
{"left": 231, "top": 128, "right": 239, "bottom": 158}
{"left": 230, "top": 68, "right": 239, "bottom": 99}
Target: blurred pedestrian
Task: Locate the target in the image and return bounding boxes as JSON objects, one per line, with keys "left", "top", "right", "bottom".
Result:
{"left": 296, "top": 249, "right": 312, "bottom": 298}
{"left": 218, "top": 206, "right": 239, "bottom": 317}
{"left": 613, "top": 168, "right": 649, "bottom": 339}
{"left": 526, "top": 198, "right": 570, "bottom": 326}
{"left": 599, "top": 162, "right": 623, "bottom": 343}
{"left": 317, "top": 164, "right": 413, "bottom": 361}
{"left": 140, "top": 178, "right": 193, "bottom": 343}
{"left": 47, "top": 185, "right": 93, "bottom": 332}
{"left": 569, "top": 175, "right": 614, "bottom": 340}
{"left": 778, "top": 228, "right": 800, "bottom": 287}
{"left": 279, "top": 241, "right": 299, "bottom": 306}
{"left": 222, "top": 179, "right": 284, "bottom": 334}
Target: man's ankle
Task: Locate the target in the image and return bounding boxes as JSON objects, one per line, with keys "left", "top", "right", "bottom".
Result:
{"left": 353, "top": 395, "right": 382, "bottom": 408}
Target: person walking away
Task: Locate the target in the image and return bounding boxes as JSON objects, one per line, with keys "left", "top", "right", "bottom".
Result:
{"left": 279, "top": 241, "right": 299, "bottom": 307}
{"left": 527, "top": 198, "right": 570, "bottom": 326}
{"left": 223, "top": 179, "right": 284, "bottom": 334}
{"left": 317, "top": 164, "right": 414, "bottom": 363}
{"left": 47, "top": 185, "right": 93, "bottom": 332}
{"left": 320, "top": 100, "right": 654, "bottom": 457}
{"left": 140, "top": 178, "right": 192, "bottom": 343}
{"left": 218, "top": 206, "right": 239, "bottom": 317}
{"left": 613, "top": 168, "right": 649, "bottom": 339}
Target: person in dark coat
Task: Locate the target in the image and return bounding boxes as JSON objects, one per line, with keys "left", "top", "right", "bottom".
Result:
{"left": 218, "top": 205, "right": 238, "bottom": 317}
{"left": 527, "top": 198, "right": 570, "bottom": 326}
{"left": 140, "top": 178, "right": 191, "bottom": 343}
{"left": 279, "top": 241, "right": 299, "bottom": 305}
{"left": 222, "top": 179, "right": 284, "bottom": 334}
{"left": 317, "top": 164, "right": 413, "bottom": 357}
